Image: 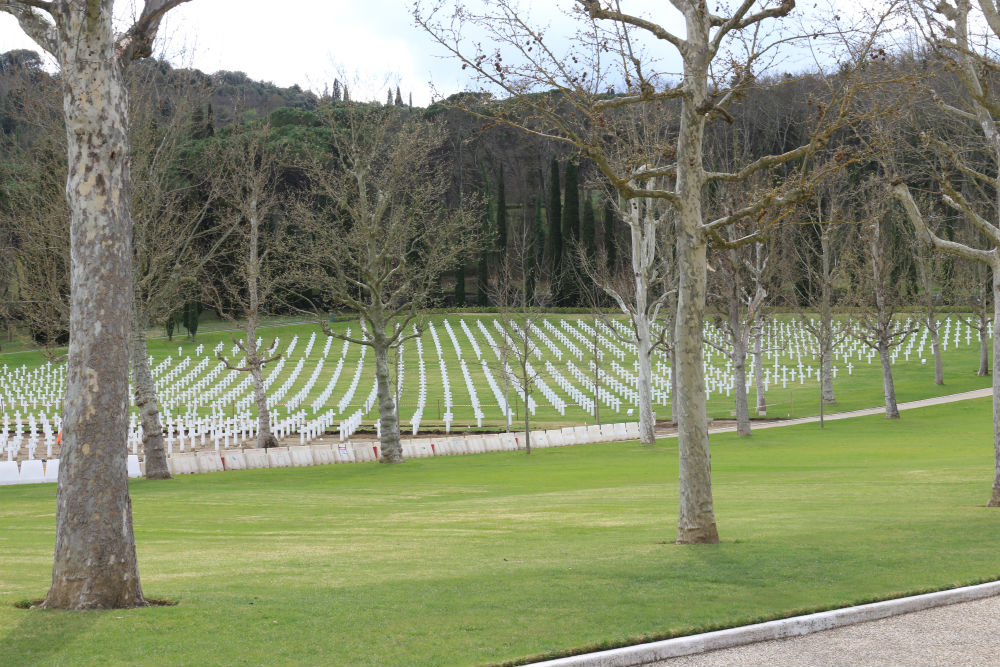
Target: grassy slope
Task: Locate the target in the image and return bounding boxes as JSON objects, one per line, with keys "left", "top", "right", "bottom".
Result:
{"left": 0, "top": 313, "right": 993, "bottom": 430}
{"left": 1, "top": 398, "right": 999, "bottom": 666}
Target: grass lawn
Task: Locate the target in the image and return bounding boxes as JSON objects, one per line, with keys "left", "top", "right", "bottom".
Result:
{"left": 1, "top": 398, "right": 999, "bottom": 666}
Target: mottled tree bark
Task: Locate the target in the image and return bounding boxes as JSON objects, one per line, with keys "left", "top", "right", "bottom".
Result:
{"left": 980, "top": 323, "right": 990, "bottom": 376}
{"left": 131, "top": 308, "right": 170, "bottom": 480}
{"left": 41, "top": 2, "right": 144, "bottom": 610}
{"left": 374, "top": 339, "right": 402, "bottom": 463}
{"left": 244, "top": 330, "right": 277, "bottom": 450}
{"left": 732, "top": 335, "right": 751, "bottom": 436}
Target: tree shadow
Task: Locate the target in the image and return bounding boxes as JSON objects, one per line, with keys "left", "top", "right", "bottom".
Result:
{"left": 1, "top": 601, "right": 102, "bottom": 666}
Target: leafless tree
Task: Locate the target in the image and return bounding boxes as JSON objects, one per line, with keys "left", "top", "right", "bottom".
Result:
{"left": 128, "top": 78, "right": 223, "bottom": 478}
{"left": 206, "top": 123, "right": 289, "bottom": 450}
{"left": 416, "top": 0, "right": 882, "bottom": 543}
{"left": 300, "top": 105, "right": 479, "bottom": 463}
{"left": 0, "top": 0, "right": 194, "bottom": 610}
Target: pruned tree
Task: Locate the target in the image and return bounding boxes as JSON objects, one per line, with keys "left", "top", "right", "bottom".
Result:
{"left": 301, "top": 105, "right": 479, "bottom": 463}
{"left": 416, "top": 0, "right": 879, "bottom": 543}
{"left": 707, "top": 232, "right": 770, "bottom": 436}
{"left": 851, "top": 186, "right": 918, "bottom": 419}
{"left": 205, "top": 123, "right": 289, "bottom": 451}
{"left": 0, "top": 0, "right": 195, "bottom": 610}
{"left": 128, "top": 78, "right": 224, "bottom": 480}
{"left": 490, "top": 217, "right": 549, "bottom": 453}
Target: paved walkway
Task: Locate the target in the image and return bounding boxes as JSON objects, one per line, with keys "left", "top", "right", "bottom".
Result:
{"left": 696, "top": 387, "right": 994, "bottom": 437}
{"left": 653, "top": 594, "right": 1000, "bottom": 666}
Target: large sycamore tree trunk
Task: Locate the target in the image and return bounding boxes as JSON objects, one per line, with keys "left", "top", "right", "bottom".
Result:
{"left": 43, "top": 4, "right": 143, "bottom": 610}
{"left": 131, "top": 307, "right": 170, "bottom": 479}
{"left": 878, "top": 339, "right": 900, "bottom": 419}
{"left": 991, "top": 268, "right": 1000, "bottom": 506}
{"left": 673, "top": 24, "right": 719, "bottom": 544}
{"left": 753, "top": 329, "right": 767, "bottom": 415}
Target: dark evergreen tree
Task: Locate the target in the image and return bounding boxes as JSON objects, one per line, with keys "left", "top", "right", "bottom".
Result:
{"left": 164, "top": 313, "right": 176, "bottom": 341}
{"left": 182, "top": 302, "right": 201, "bottom": 338}
{"left": 205, "top": 103, "right": 215, "bottom": 138}
{"left": 455, "top": 261, "right": 466, "bottom": 306}
{"left": 557, "top": 160, "right": 581, "bottom": 305}
{"left": 343, "top": 85, "right": 350, "bottom": 102}
{"left": 387, "top": 88, "right": 393, "bottom": 105}
{"left": 477, "top": 244, "right": 489, "bottom": 306}
{"left": 395, "top": 86, "right": 403, "bottom": 106}
{"left": 604, "top": 196, "right": 619, "bottom": 274}
{"left": 581, "top": 191, "right": 596, "bottom": 260}
{"left": 332, "top": 79, "right": 342, "bottom": 102}
{"left": 496, "top": 164, "right": 507, "bottom": 256}
{"left": 544, "top": 157, "right": 563, "bottom": 294}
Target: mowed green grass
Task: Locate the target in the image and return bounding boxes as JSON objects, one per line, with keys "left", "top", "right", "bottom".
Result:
{"left": 1, "top": 398, "right": 1000, "bottom": 666}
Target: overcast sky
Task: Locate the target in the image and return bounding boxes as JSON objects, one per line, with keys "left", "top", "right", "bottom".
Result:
{"left": 0, "top": 1, "right": 875, "bottom": 107}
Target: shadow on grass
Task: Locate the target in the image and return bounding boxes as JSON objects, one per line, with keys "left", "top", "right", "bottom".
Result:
{"left": 2, "top": 597, "right": 176, "bottom": 667}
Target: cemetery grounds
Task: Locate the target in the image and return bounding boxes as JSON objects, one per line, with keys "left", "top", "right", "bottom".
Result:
{"left": 0, "top": 312, "right": 998, "bottom": 666}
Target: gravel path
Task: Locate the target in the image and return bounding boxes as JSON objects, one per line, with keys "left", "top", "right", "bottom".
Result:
{"left": 652, "top": 594, "right": 1000, "bottom": 667}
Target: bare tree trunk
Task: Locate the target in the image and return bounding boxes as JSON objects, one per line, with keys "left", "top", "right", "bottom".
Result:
{"left": 819, "top": 228, "right": 836, "bottom": 404}
{"left": 878, "top": 340, "right": 900, "bottom": 419}
{"left": 930, "top": 324, "right": 944, "bottom": 385}
{"left": 131, "top": 309, "right": 170, "bottom": 480}
{"left": 375, "top": 341, "right": 403, "bottom": 463}
{"left": 523, "top": 379, "right": 531, "bottom": 455}
{"left": 636, "top": 316, "right": 656, "bottom": 444}
{"left": 732, "top": 336, "right": 751, "bottom": 436}
{"left": 41, "top": 7, "right": 144, "bottom": 609}
{"left": 245, "top": 328, "right": 277, "bottom": 449}
{"left": 669, "top": 345, "right": 678, "bottom": 425}
{"left": 990, "top": 268, "right": 1000, "bottom": 506}
{"left": 753, "top": 329, "right": 766, "bottom": 416}
{"left": 980, "top": 322, "right": 990, "bottom": 376}
{"left": 674, "top": 225, "right": 719, "bottom": 544}
{"left": 629, "top": 214, "right": 656, "bottom": 445}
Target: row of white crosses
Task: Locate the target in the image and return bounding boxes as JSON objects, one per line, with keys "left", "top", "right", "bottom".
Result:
{"left": 0, "top": 362, "right": 65, "bottom": 412}
{"left": 2, "top": 411, "right": 59, "bottom": 461}
{"left": 566, "top": 359, "right": 622, "bottom": 412}
{"left": 543, "top": 360, "right": 596, "bottom": 415}
{"left": 3, "top": 313, "right": 992, "bottom": 455}
{"left": 411, "top": 328, "right": 428, "bottom": 434}
{"left": 428, "top": 323, "right": 455, "bottom": 432}
{"left": 544, "top": 319, "right": 584, "bottom": 360}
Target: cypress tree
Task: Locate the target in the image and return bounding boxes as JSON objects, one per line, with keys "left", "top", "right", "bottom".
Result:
{"left": 395, "top": 86, "right": 403, "bottom": 106}
{"left": 558, "top": 160, "right": 581, "bottom": 305}
{"left": 544, "top": 157, "right": 563, "bottom": 305}
{"left": 387, "top": 88, "right": 393, "bottom": 105}
{"left": 205, "top": 103, "right": 215, "bottom": 137}
{"left": 562, "top": 161, "right": 580, "bottom": 247}
{"left": 604, "top": 196, "right": 619, "bottom": 273}
{"left": 581, "top": 192, "right": 596, "bottom": 260}
{"left": 496, "top": 165, "right": 507, "bottom": 256}
{"left": 527, "top": 196, "right": 545, "bottom": 304}
{"left": 477, "top": 248, "right": 489, "bottom": 306}
{"left": 455, "top": 261, "right": 466, "bottom": 306}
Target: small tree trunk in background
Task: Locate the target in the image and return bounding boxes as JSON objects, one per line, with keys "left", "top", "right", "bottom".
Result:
{"left": 375, "top": 341, "right": 403, "bottom": 463}
{"left": 636, "top": 317, "right": 655, "bottom": 444}
{"left": 930, "top": 324, "right": 944, "bottom": 385}
{"left": 732, "top": 336, "right": 751, "bottom": 436}
{"left": 245, "top": 329, "right": 277, "bottom": 449}
{"left": 523, "top": 379, "right": 532, "bottom": 455}
{"left": 878, "top": 340, "right": 899, "bottom": 419}
{"left": 980, "top": 321, "right": 990, "bottom": 376}
{"left": 42, "top": 4, "right": 144, "bottom": 609}
{"left": 131, "top": 309, "right": 170, "bottom": 480}
{"left": 820, "top": 228, "right": 836, "bottom": 404}
{"left": 753, "top": 330, "right": 766, "bottom": 416}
